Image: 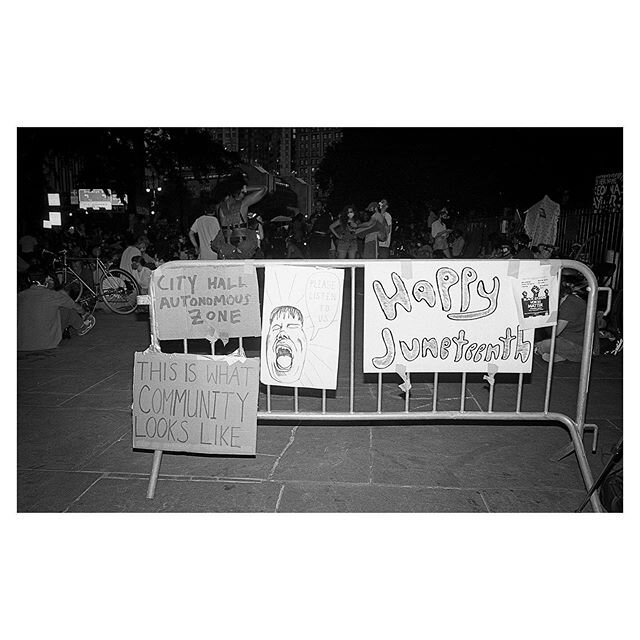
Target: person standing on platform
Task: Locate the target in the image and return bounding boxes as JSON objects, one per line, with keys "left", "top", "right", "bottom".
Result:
{"left": 212, "top": 175, "right": 268, "bottom": 259}
{"left": 377, "top": 198, "right": 393, "bottom": 258}
{"left": 189, "top": 195, "right": 222, "bottom": 260}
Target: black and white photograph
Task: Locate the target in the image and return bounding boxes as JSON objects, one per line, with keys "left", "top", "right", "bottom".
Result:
{"left": 5, "top": 3, "right": 636, "bottom": 639}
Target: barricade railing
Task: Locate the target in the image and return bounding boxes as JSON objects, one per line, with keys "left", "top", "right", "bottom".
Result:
{"left": 137, "top": 258, "right": 603, "bottom": 512}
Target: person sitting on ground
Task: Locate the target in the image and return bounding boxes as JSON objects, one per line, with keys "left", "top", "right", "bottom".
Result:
{"left": 535, "top": 276, "right": 587, "bottom": 363}
{"left": 536, "top": 243, "right": 555, "bottom": 260}
{"left": 513, "top": 232, "right": 535, "bottom": 259}
{"left": 449, "top": 229, "right": 465, "bottom": 257}
{"left": 120, "top": 236, "right": 153, "bottom": 276}
{"left": 496, "top": 242, "right": 514, "bottom": 258}
{"left": 18, "top": 269, "right": 95, "bottom": 351}
{"left": 130, "top": 255, "right": 152, "bottom": 294}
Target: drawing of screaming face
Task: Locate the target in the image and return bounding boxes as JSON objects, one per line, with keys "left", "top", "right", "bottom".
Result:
{"left": 266, "top": 305, "right": 308, "bottom": 383}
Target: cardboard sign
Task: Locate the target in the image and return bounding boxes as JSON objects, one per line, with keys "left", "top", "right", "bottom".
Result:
{"left": 260, "top": 265, "right": 344, "bottom": 389}
{"left": 363, "top": 261, "right": 551, "bottom": 374}
{"left": 150, "top": 261, "right": 261, "bottom": 341}
{"left": 132, "top": 351, "right": 259, "bottom": 455}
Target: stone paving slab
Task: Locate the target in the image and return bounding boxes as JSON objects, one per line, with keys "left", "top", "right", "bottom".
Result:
{"left": 58, "top": 388, "right": 133, "bottom": 411}
{"left": 79, "top": 426, "right": 293, "bottom": 479}
{"left": 481, "top": 488, "right": 589, "bottom": 512}
{"left": 277, "top": 482, "right": 488, "bottom": 512}
{"left": 17, "top": 391, "right": 77, "bottom": 408}
{"left": 65, "top": 477, "right": 282, "bottom": 512}
{"left": 17, "top": 469, "right": 104, "bottom": 512}
{"left": 18, "top": 407, "right": 129, "bottom": 471}
{"left": 269, "top": 427, "right": 371, "bottom": 483}
{"left": 371, "top": 425, "right": 587, "bottom": 491}
{"left": 16, "top": 307, "right": 623, "bottom": 513}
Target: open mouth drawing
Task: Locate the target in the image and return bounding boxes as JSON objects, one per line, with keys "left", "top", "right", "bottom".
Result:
{"left": 275, "top": 344, "right": 293, "bottom": 371}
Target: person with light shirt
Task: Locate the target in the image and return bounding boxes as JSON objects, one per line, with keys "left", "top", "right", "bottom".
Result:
{"left": 377, "top": 199, "right": 393, "bottom": 259}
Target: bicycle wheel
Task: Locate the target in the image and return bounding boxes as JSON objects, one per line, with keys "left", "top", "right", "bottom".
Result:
{"left": 55, "top": 269, "right": 84, "bottom": 302}
{"left": 99, "top": 268, "right": 139, "bottom": 315}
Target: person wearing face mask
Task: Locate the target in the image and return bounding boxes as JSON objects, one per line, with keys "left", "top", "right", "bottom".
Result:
{"left": 329, "top": 204, "right": 360, "bottom": 259}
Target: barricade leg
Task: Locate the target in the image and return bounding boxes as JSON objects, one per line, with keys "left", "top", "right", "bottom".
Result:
{"left": 146, "top": 450, "right": 163, "bottom": 499}
{"left": 565, "top": 421, "right": 604, "bottom": 512}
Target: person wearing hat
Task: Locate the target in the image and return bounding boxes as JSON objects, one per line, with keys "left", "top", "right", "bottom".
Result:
{"left": 431, "top": 208, "right": 452, "bottom": 257}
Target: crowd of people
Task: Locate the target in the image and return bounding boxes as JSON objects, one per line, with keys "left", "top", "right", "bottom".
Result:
{"left": 18, "top": 174, "right": 581, "bottom": 354}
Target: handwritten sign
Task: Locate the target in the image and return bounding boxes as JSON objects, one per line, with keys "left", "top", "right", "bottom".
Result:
{"left": 150, "top": 261, "right": 261, "bottom": 341}
{"left": 363, "top": 261, "right": 551, "bottom": 374}
{"left": 260, "top": 265, "right": 344, "bottom": 389}
{"left": 132, "top": 351, "right": 259, "bottom": 455}
{"left": 593, "top": 173, "right": 622, "bottom": 215}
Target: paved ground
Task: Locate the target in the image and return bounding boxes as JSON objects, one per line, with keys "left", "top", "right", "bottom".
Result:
{"left": 17, "top": 304, "right": 623, "bottom": 513}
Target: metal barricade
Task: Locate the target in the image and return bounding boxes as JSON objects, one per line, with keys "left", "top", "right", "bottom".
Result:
{"left": 140, "top": 258, "right": 603, "bottom": 511}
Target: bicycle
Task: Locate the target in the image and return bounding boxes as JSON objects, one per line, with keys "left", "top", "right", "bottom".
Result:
{"left": 47, "top": 249, "right": 140, "bottom": 315}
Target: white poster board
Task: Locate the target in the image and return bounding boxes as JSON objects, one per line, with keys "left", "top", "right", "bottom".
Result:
{"left": 364, "top": 261, "right": 559, "bottom": 374}
{"left": 149, "top": 261, "right": 261, "bottom": 341}
{"left": 132, "top": 351, "right": 259, "bottom": 455}
{"left": 260, "top": 265, "right": 344, "bottom": 389}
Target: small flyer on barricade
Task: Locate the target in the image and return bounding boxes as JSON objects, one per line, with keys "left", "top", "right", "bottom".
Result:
{"left": 510, "top": 262, "right": 560, "bottom": 329}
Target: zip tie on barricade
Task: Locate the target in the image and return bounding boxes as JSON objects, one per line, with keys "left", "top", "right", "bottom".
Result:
{"left": 483, "top": 362, "right": 499, "bottom": 387}
{"left": 396, "top": 363, "right": 412, "bottom": 393}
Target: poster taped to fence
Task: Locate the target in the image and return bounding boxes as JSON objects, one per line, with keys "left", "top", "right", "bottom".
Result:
{"left": 363, "top": 261, "right": 554, "bottom": 374}
{"left": 132, "top": 351, "right": 259, "bottom": 455}
{"left": 260, "top": 265, "right": 345, "bottom": 389}
{"left": 149, "top": 261, "right": 261, "bottom": 341}
{"left": 510, "top": 262, "right": 560, "bottom": 329}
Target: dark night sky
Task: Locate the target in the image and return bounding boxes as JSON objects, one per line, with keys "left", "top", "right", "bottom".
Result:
{"left": 335, "top": 127, "right": 622, "bottom": 211}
